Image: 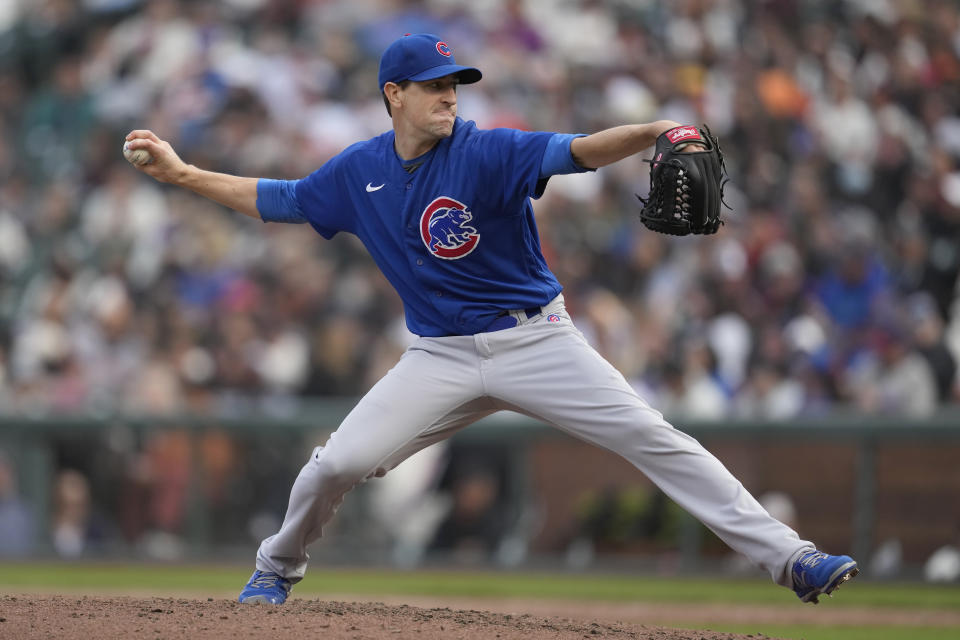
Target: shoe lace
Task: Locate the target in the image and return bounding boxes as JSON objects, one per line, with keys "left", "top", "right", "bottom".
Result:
{"left": 799, "top": 552, "right": 827, "bottom": 569}
{"left": 251, "top": 571, "right": 285, "bottom": 589}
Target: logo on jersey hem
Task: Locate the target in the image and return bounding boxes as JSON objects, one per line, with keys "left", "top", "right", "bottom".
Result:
{"left": 420, "top": 196, "right": 479, "bottom": 260}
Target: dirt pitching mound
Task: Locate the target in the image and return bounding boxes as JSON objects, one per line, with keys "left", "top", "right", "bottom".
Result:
{"left": 0, "top": 594, "right": 779, "bottom": 639}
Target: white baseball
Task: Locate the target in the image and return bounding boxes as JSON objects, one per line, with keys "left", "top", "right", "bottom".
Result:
{"left": 123, "top": 141, "right": 152, "bottom": 166}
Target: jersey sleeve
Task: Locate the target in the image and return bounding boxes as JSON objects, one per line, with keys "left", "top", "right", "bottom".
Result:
{"left": 475, "top": 127, "right": 556, "bottom": 202}
{"left": 293, "top": 155, "right": 354, "bottom": 239}
{"left": 540, "top": 133, "right": 594, "bottom": 177}
{"left": 257, "top": 179, "right": 307, "bottom": 223}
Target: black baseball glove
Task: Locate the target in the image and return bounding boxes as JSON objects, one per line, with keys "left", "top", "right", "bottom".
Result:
{"left": 637, "top": 124, "right": 730, "bottom": 236}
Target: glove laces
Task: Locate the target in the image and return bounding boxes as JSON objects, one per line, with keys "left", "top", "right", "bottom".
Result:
{"left": 700, "top": 123, "right": 732, "bottom": 213}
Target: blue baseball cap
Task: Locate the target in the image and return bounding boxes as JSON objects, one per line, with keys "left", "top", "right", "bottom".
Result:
{"left": 378, "top": 33, "right": 482, "bottom": 90}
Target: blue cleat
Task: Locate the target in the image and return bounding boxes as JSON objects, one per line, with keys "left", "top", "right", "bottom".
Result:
{"left": 792, "top": 550, "right": 859, "bottom": 604}
{"left": 238, "top": 570, "right": 292, "bottom": 604}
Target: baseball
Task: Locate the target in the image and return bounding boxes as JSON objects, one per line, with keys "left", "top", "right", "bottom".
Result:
{"left": 122, "top": 140, "right": 152, "bottom": 166}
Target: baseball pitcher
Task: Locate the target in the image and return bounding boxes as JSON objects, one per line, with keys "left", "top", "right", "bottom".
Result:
{"left": 124, "top": 33, "right": 858, "bottom": 605}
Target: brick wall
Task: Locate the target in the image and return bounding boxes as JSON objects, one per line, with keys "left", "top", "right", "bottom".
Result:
{"left": 527, "top": 435, "right": 960, "bottom": 564}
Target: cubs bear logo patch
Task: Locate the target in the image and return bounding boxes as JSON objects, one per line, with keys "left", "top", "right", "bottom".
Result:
{"left": 420, "top": 196, "right": 480, "bottom": 259}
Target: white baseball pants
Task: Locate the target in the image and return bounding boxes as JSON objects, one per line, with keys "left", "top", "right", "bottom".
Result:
{"left": 256, "top": 295, "right": 812, "bottom": 587}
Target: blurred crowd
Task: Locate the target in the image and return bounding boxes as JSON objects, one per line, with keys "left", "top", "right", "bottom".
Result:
{"left": 0, "top": 0, "right": 959, "bottom": 420}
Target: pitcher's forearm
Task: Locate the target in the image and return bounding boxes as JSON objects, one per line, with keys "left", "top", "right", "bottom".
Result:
{"left": 571, "top": 121, "right": 678, "bottom": 169}
{"left": 177, "top": 166, "right": 262, "bottom": 220}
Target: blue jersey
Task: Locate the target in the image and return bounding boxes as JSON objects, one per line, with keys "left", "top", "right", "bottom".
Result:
{"left": 290, "top": 118, "right": 567, "bottom": 336}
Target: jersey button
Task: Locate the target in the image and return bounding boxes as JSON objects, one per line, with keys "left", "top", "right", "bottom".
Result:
{"left": 405, "top": 183, "right": 412, "bottom": 190}
{"left": 435, "top": 291, "right": 442, "bottom": 297}
{"left": 416, "top": 258, "right": 423, "bottom": 266}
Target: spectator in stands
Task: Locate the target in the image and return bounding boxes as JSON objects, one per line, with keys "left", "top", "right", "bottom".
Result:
{"left": 848, "top": 323, "right": 938, "bottom": 417}
{"left": 0, "top": 0, "right": 956, "bottom": 421}
{"left": 51, "top": 468, "right": 94, "bottom": 557}
{"left": 908, "top": 292, "right": 959, "bottom": 403}
{"left": 430, "top": 445, "right": 513, "bottom": 564}
{"left": 0, "top": 449, "right": 35, "bottom": 557}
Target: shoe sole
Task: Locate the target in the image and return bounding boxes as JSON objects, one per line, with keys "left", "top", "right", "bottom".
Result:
{"left": 238, "top": 595, "right": 285, "bottom": 605}
{"left": 802, "top": 562, "right": 860, "bottom": 604}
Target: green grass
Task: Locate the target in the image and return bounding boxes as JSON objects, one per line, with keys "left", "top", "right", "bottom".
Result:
{"left": 2, "top": 562, "right": 958, "bottom": 640}
{"left": 690, "top": 624, "right": 959, "bottom": 640}
{"left": 3, "top": 563, "right": 956, "bottom": 609}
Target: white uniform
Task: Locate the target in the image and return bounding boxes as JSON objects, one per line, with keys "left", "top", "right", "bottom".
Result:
{"left": 256, "top": 295, "right": 813, "bottom": 587}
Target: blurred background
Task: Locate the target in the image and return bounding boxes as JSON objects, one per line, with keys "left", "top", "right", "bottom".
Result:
{"left": 0, "top": 0, "right": 959, "bottom": 585}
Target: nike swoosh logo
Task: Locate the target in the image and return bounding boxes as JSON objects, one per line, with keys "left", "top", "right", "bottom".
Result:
{"left": 366, "top": 183, "right": 385, "bottom": 192}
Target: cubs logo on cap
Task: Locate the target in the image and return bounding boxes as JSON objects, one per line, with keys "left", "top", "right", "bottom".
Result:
{"left": 420, "top": 196, "right": 480, "bottom": 259}
{"left": 378, "top": 33, "right": 482, "bottom": 89}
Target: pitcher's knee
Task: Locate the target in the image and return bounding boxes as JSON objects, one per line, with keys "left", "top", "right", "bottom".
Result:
{"left": 312, "top": 454, "right": 373, "bottom": 491}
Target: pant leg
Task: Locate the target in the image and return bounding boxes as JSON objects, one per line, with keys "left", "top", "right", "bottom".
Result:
{"left": 256, "top": 335, "right": 488, "bottom": 581}
{"left": 482, "top": 313, "right": 811, "bottom": 587}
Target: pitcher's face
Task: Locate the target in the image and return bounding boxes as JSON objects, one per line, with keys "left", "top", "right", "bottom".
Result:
{"left": 400, "top": 75, "right": 459, "bottom": 139}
